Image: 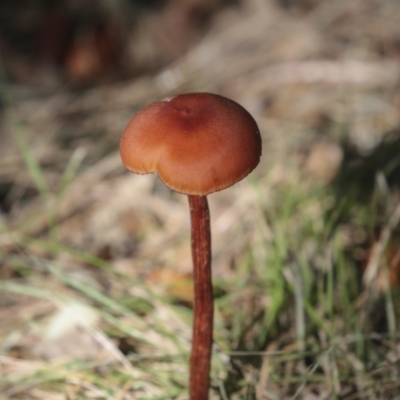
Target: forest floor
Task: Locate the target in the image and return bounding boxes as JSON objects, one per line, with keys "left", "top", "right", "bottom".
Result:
{"left": 1, "top": 0, "right": 400, "bottom": 398}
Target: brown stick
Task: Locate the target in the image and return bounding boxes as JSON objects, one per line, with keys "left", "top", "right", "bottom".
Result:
{"left": 188, "top": 195, "right": 213, "bottom": 400}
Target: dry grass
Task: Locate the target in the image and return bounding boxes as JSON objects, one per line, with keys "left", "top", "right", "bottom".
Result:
{"left": 1, "top": 0, "right": 400, "bottom": 398}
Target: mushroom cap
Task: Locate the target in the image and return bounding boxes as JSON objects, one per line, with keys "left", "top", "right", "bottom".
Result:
{"left": 120, "top": 93, "right": 262, "bottom": 195}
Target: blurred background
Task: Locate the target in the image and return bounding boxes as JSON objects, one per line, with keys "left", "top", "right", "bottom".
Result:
{"left": 1, "top": 0, "right": 400, "bottom": 398}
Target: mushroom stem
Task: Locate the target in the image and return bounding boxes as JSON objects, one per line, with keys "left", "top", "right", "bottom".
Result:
{"left": 188, "top": 195, "right": 213, "bottom": 400}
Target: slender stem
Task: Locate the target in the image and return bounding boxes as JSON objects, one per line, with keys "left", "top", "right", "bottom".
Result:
{"left": 188, "top": 195, "right": 213, "bottom": 400}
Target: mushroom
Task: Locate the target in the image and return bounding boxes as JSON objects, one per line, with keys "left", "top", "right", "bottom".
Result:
{"left": 120, "top": 93, "right": 262, "bottom": 400}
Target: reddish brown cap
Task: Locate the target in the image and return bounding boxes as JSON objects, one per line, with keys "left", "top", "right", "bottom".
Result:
{"left": 120, "top": 93, "right": 262, "bottom": 195}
